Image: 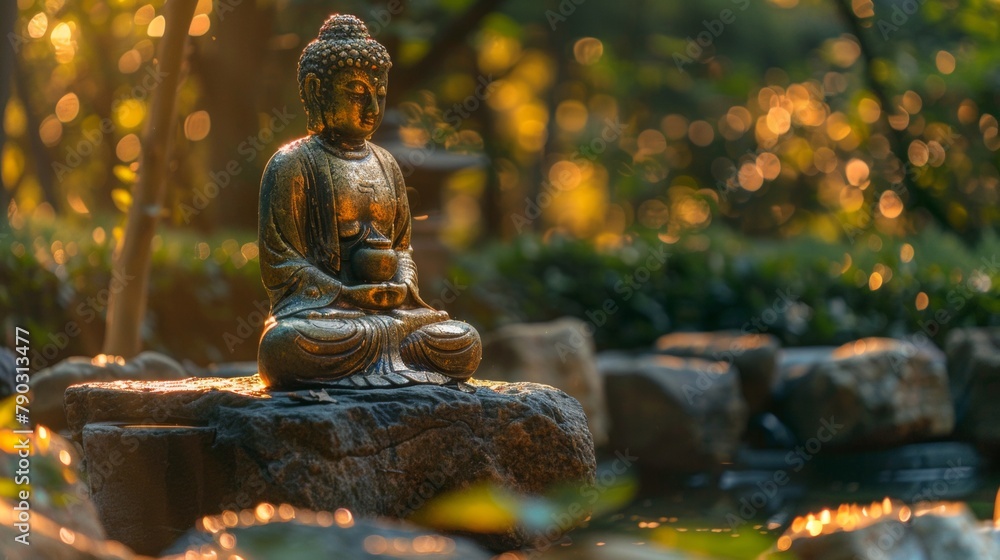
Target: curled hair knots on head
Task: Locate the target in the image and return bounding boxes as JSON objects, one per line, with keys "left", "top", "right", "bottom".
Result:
{"left": 297, "top": 14, "right": 392, "bottom": 134}
{"left": 298, "top": 14, "right": 392, "bottom": 84}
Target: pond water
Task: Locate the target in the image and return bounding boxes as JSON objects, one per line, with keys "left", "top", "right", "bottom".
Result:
{"left": 558, "top": 443, "right": 999, "bottom": 559}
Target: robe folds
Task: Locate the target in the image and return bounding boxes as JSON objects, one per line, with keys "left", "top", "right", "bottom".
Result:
{"left": 255, "top": 134, "right": 480, "bottom": 387}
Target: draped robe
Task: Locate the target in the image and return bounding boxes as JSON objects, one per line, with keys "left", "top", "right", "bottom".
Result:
{"left": 256, "top": 135, "right": 479, "bottom": 388}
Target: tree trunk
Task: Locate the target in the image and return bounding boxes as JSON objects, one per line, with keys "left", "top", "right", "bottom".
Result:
{"left": 0, "top": 0, "right": 15, "bottom": 212}
{"left": 103, "top": 0, "right": 198, "bottom": 357}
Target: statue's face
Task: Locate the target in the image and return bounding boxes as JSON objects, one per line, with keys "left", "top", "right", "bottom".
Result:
{"left": 323, "top": 67, "right": 388, "bottom": 139}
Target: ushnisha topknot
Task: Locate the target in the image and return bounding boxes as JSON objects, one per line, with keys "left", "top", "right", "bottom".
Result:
{"left": 298, "top": 14, "right": 392, "bottom": 88}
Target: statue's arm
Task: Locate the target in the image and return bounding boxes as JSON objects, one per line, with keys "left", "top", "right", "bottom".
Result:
{"left": 384, "top": 149, "right": 434, "bottom": 308}
{"left": 259, "top": 148, "right": 345, "bottom": 318}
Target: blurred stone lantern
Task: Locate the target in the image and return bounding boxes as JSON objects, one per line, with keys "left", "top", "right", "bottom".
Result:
{"left": 375, "top": 110, "right": 488, "bottom": 302}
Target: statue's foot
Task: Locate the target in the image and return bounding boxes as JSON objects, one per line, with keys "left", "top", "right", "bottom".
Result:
{"left": 401, "top": 320, "right": 482, "bottom": 381}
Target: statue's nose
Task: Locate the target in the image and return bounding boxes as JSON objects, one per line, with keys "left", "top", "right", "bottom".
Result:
{"left": 367, "top": 92, "right": 380, "bottom": 116}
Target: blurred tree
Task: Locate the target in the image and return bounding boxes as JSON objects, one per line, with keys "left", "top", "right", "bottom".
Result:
{"left": 103, "top": 0, "right": 198, "bottom": 357}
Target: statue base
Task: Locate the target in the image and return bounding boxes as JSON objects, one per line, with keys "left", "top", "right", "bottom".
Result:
{"left": 64, "top": 375, "right": 596, "bottom": 555}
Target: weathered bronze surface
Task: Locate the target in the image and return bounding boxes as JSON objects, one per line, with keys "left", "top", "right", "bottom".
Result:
{"left": 256, "top": 14, "right": 481, "bottom": 389}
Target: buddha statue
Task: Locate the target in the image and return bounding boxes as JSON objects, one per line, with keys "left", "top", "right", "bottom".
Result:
{"left": 256, "top": 14, "right": 481, "bottom": 389}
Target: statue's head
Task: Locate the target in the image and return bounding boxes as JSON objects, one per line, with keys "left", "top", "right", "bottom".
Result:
{"left": 298, "top": 15, "right": 392, "bottom": 140}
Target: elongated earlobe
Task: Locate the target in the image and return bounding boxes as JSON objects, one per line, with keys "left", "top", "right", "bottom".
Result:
{"left": 304, "top": 73, "right": 325, "bottom": 134}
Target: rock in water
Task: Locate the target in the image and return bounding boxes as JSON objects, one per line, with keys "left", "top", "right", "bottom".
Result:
{"left": 480, "top": 318, "right": 609, "bottom": 446}
{"left": 946, "top": 327, "right": 1000, "bottom": 445}
{"left": 64, "top": 376, "right": 595, "bottom": 554}
{"left": 781, "top": 338, "right": 953, "bottom": 448}
{"left": 773, "top": 501, "right": 1000, "bottom": 560}
{"left": 598, "top": 352, "right": 748, "bottom": 472}
{"left": 655, "top": 331, "right": 780, "bottom": 414}
{"left": 34, "top": 352, "right": 187, "bottom": 432}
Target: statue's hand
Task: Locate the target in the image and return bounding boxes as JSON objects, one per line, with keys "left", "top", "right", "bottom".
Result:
{"left": 342, "top": 282, "right": 407, "bottom": 311}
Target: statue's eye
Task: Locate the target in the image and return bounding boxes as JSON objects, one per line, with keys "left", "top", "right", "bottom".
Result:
{"left": 344, "top": 81, "right": 368, "bottom": 96}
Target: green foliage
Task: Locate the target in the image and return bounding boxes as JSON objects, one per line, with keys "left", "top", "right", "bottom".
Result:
{"left": 452, "top": 228, "right": 1000, "bottom": 350}
{"left": 1, "top": 217, "right": 264, "bottom": 365}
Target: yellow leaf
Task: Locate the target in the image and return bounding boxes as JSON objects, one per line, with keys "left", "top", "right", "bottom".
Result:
{"left": 409, "top": 483, "right": 520, "bottom": 533}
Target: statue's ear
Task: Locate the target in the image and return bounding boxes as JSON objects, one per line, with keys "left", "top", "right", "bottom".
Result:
{"left": 304, "top": 73, "right": 324, "bottom": 134}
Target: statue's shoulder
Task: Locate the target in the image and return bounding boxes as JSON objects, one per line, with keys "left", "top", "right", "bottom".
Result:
{"left": 368, "top": 142, "right": 400, "bottom": 169}
{"left": 264, "top": 136, "right": 316, "bottom": 174}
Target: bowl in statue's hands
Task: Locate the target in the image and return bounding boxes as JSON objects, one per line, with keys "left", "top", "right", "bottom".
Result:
{"left": 351, "top": 247, "right": 398, "bottom": 283}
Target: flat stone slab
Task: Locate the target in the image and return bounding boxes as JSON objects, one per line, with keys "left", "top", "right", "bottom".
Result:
{"left": 64, "top": 375, "right": 595, "bottom": 554}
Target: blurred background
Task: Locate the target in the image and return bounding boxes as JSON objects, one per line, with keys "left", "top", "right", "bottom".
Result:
{"left": 1, "top": 0, "right": 998, "bottom": 365}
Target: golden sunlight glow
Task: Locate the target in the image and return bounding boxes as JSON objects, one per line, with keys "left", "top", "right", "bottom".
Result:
{"left": 766, "top": 107, "right": 791, "bottom": 135}
{"left": 184, "top": 110, "right": 211, "bottom": 141}
{"left": 334, "top": 508, "right": 354, "bottom": 528}
{"left": 115, "top": 99, "right": 145, "bottom": 129}
{"left": 739, "top": 162, "right": 763, "bottom": 192}
{"left": 555, "top": 100, "right": 588, "bottom": 133}
{"left": 879, "top": 190, "right": 903, "bottom": 219}
{"left": 756, "top": 152, "right": 781, "bottom": 180}
{"left": 688, "top": 120, "right": 714, "bottom": 147}
{"left": 118, "top": 49, "right": 142, "bottom": 73}
{"left": 116, "top": 134, "right": 141, "bottom": 162}
{"left": 39, "top": 115, "right": 62, "bottom": 146}
{"left": 189, "top": 14, "right": 211, "bottom": 36}
{"left": 900, "top": 243, "right": 914, "bottom": 262}
{"left": 782, "top": 498, "right": 912, "bottom": 548}
{"left": 661, "top": 114, "right": 688, "bottom": 140}
{"left": 134, "top": 4, "right": 156, "bottom": 25}
{"left": 852, "top": 0, "right": 875, "bottom": 17}
{"left": 27, "top": 12, "right": 48, "bottom": 38}
{"left": 147, "top": 15, "right": 165, "bottom": 38}
{"left": 935, "top": 51, "right": 956, "bottom": 75}
{"left": 573, "top": 37, "right": 604, "bottom": 66}
{"left": 845, "top": 159, "right": 869, "bottom": 187}
{"left": 869, "top": 272, "right": 883, "bottom": 290}
{"left": 55, "top": 93, "right": 80, "bottom": 123}
{"left": 994, "top": 488, "right": 1000, "bottom": 527}
{"left": 858, "top": 98, "right": 881, "bottom": 123}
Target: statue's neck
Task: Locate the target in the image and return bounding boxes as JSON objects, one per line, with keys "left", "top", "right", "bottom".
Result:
{"left": 318, "top": 131, "right": 369, "bottom": 156}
